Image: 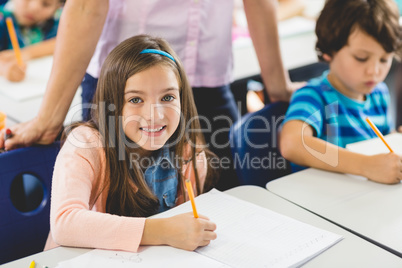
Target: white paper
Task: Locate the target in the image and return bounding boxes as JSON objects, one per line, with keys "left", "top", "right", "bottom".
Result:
{"left": 56, "top": 246, "right": 228, "bottom": 268}
{"left": 346, "top": 133, "right": 402, "bottom": 155}
{"left": 0, "top": 56, "right": 53, "bottom": 101}
{"left": 157, "top": 189, "right": 342, "bottom": 268}
{"left": 56, "top": 190, "right": 342, "bottom": 268}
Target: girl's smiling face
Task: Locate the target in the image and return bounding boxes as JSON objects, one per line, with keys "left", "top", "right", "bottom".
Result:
{"left": 122, "top": 64, "right": 181, "bottom": 152}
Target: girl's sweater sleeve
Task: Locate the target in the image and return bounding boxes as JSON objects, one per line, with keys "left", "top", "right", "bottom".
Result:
{"left": 49, "top": 126, "right": 145, "bottom": 252}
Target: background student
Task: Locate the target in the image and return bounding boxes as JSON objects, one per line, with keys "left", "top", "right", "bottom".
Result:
{"left": 0, "top": 0, "right": 64, "bottom": 81}
{"left": 45, "top": 35, "right": 217, "bottom": 252}
{"left": 0, "top": 0, "right": 304, "bottom": 190}
{"left": 280, "top": 0, "right": 402, "bottom": 184}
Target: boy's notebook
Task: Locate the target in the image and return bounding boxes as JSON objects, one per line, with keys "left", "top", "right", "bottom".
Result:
{"left": 0, "top": 56, "right": 53, "bottom": 101}
{"left": 56, "top": 189, "right": 342, "bottom": 268}
{"left": 346, "top": 133, "right": 402, "bottom": 155}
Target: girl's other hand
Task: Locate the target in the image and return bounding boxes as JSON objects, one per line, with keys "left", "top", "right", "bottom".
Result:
{"left": 364, "top": 153, "right": 402, "bottom": 184}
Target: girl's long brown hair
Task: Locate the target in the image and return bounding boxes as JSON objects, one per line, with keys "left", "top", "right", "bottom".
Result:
{"left": 66, "top": 35, "right": 216, "bottom": 217}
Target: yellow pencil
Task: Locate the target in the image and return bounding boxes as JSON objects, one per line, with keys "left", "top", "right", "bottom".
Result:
{"left": 185, "top": 173, "right": 198, "bottom": 218}
{"left": 29, "top": 260, "right": 35, "bottom": 268}
{"left": 5, "top": 17, "right": 24, "bottom": 67}
{"left": 365, "top": 117, "right": 394, "bottom": 153}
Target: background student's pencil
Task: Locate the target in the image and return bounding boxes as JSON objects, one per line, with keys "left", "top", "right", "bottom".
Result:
{"left": 5, "top": 17, "right": 24, "bottom": 67}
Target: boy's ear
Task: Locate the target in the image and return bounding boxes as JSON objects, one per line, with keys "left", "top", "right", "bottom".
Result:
{"left": 322, "top": 53, "right": 332, "bottom": 62}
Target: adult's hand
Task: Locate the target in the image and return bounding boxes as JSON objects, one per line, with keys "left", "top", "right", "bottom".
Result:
{"left": 0, "top": 117, "right": 62, "bottom": 150}
{"left": 0, "top": 0, "right": 109, "bottom": 151}
{"left": 270, "top": 80, "right": 307, "bottom": 102}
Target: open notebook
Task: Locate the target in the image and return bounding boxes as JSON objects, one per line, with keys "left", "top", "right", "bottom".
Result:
{"left": 346, "top": 133, "right": 402, "bottom": 155}
{"left": 0, "top": 56, "right": 53, "bottom": 101}
{"left": 56, "top": 189, "right": 342, "bottom": 268}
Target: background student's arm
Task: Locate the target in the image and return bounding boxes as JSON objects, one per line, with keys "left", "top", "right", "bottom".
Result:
{"left": 0, "top": 38, "right": 56, "bottom": 62}
{"left": 0, "top": 39, "right": 55, "bottom": 81}
{"left": 0, "top": 0, "right": 108, "bottom": 150}
{"left": 243, "top": 0, "right": 305, "bottom": 102}
{"left": 22, "top": 38, "right": 56, "bottom": 59}
{"left": 280, "top": 120, "right": 402, "bottom": 184}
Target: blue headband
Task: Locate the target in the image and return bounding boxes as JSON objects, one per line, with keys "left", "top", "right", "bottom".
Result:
{"left": 140, "top": 49, "right": 176, "bottom": 62}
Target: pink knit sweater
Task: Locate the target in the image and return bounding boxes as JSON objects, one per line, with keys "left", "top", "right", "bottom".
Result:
{"left": 44, "top": 126, "right": 207, "bottom": 252}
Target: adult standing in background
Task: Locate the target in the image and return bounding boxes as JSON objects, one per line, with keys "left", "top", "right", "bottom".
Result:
{"left": 0, "top": 0, "right": 302, "bottom": 190}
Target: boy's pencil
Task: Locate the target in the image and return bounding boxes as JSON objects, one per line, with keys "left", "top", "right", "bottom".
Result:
{"left": 365, "top": 117, "right": 394, "bottom": 153}
{"left": 5, "top": 17, "right": 24, "bottom": 67}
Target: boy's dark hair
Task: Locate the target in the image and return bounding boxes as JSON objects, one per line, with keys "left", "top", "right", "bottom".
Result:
{"left": 315, "top": 0, "right": 402, "bottom": 61}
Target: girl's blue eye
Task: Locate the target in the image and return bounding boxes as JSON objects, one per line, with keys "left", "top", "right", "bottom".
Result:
{"left": 162, "top": 95, "right": 174, "bottom": 102}
{"left": 130, "top": 98, "right": 142, "bottom": 104}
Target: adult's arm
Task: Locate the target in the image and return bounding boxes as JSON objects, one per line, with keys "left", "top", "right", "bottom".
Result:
{"left": 0, "top": 0, "right": 109, "bottom": 150}
{"left": 243, "top": 0, "right": 304, "bottom": 102}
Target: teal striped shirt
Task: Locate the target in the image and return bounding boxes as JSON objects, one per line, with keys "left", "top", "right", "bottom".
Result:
{"left": 284, "top": 71, "right": 392, "bottom": 149}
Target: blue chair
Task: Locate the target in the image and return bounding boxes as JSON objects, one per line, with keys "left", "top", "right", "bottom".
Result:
{"left": 0, "top": 143, "right": 60, "bottom": 264}
{"left": 229, "top": 102, "right": 292, "bottom": 187}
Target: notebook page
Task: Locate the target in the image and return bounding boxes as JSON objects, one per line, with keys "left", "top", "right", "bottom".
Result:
{"left": 56, "top": 246, "right": 228, "bottom": 268}
{"left": 157, "top": 189, "right": 343, "bottom": 268}
{"left": 0, "top": 56, "right": 53, "bottom": 101}
{"left": 346, "top": 133, "right": 402, "bottom": 155}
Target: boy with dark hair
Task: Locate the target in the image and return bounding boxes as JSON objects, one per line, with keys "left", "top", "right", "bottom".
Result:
{"left": 280, "top": 0, "right": 402, "bottom": 184}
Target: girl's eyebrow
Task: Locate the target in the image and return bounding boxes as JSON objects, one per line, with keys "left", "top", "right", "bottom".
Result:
{"left": 124, "top": 90, "right": 143, "bottom": 95}
{"left": 124, "top": 87, "right": 179, "bottom": 95}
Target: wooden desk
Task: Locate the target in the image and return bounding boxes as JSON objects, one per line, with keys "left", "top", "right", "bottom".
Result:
{"left": 266, "top": 168, "right": 402, "bottom": 257}
{"left": 3, "top": 186, "right": 402, "bottom": 267}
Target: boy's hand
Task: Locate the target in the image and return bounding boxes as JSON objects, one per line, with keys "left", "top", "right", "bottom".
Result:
{"left": 365, "top": 153, "right": 402, "bottom": 184}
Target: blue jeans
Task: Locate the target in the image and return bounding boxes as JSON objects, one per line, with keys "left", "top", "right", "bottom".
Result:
{"left": 81, "top": 73, "right": 240, "bottom": 190}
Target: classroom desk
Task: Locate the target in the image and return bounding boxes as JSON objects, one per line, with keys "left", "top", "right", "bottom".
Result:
{"left": 233, "top": 20, "right": 317, "bottom": 80}
{"left": 0, "top": 56, "right": 82, "bottom": 126}
{"left": 3, "top": 186, "right": 402, "bottom": 267}
{"left": 266, "top": 168, "right": 402, "bottom": 257}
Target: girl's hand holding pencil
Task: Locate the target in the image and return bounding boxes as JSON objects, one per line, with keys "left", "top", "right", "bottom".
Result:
{"left": 142, "top": 212, "right": 217, "bottom": 251}
{"left": 142, "top": 164, "right": 217, "bottom": 251}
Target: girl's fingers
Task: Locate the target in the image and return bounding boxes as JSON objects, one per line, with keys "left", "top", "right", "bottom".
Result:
{"left": 203, "top": 230, "right": 217, "bottom": 241}
{"left": 199, "top": 240, "right": 212, "bottom": 247}
{"left": 200, "top": 219, "right": 217, "bottom": 232}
